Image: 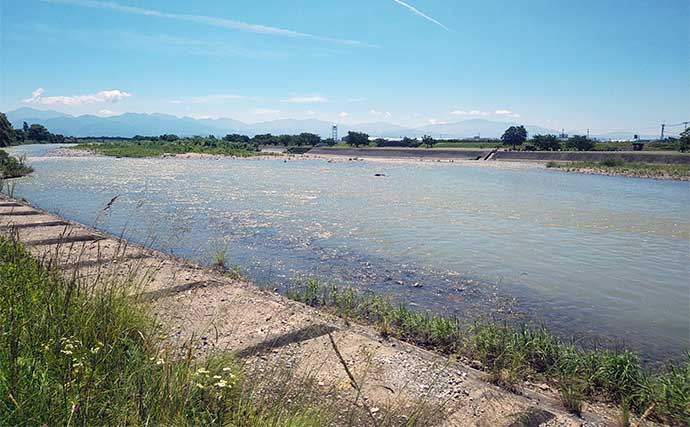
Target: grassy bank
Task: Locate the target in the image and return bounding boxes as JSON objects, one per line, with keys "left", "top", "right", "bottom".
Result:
{"left": 71, "top": 139, "right": 264, "bottom": 158}
{"left": 0, "top": 150, "right": 32, "bottom": 178}
{"left": 0, "top": 236, "right": 444, "bottom": 426}
{"left": 286, "top": 279, "right": 689, "bottom": 425}
{"left": 546, "top": 159, "right": 690, "bottom": 180}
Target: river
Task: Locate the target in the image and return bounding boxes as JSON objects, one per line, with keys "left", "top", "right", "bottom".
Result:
{"left": 5, "top": 144, "right": 689, "bottom": 361}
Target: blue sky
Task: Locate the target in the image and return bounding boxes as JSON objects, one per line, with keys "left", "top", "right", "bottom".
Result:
{"left": 1, "top": 0, "right": 688, "bottom": 134}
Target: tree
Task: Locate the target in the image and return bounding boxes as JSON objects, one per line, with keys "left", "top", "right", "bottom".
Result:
{"left": 297, "top": 132, "right": 321, "bottom": 146}
{"left": 26, "top": 124, "right": 51, "bottom": 142}
{"left": 680, "top": 128, "right": 690, "bottom": 152}
{"left": 422, "top": 135, "right": 436, "bottom": 148}
{"left": 223, "top": 134, "right": 250, "bottom": 143}
{"left": 159, "top": 134, "right": 179, "bottom": 142}
{"left": 22, "top": 122, "right": 29, "bottom": 133}
{"left": 501, "top": 125, "right": 527, "bottom": 149}
{"left": 346, "top": 131, "right": 369, "bottom": 147}
{"left": 532, "top": 134, "right": 561, "bottom": 151}
{"left": 566, "top": 135, "right": 594, "bottom": 151}
{"left": 0, "top": 113, "right": 16, "bottom": 147}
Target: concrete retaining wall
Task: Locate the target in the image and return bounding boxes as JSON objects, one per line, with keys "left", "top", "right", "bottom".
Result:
{"left": 308, "top": 147, "right": 490, "bottom": 160}
{"left": 494, "top": 151, "right": 690, "bottom": 164}
{"left": 308, "top": 147, "right": 690, "bottom": 164}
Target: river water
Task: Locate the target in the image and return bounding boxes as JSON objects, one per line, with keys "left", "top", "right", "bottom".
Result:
{"left": 5, "top": 145, "right": 689, "bottom": 361}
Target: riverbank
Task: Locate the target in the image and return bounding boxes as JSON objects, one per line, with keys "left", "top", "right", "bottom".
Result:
{"left": 308, "top": 147, "right": 690, "bottom": 165}
{"left": 0, "top": 193, "right": 686, "bottom": 426}
{"left": 546, "top": 160, "right": 690, "bottom": 181}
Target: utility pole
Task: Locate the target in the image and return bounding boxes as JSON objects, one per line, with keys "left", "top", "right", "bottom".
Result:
{"left": 587, "top": 128, "right": 590, "bottom": 139}
{"left": 660, "top": 123, "right": 665, "bottom": 140}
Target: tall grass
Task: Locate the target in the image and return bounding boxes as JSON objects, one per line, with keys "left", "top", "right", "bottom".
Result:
{"left": 0, "top": 237, "right": 339, "bottom": 426}
{"left": 0, "top": 236, "right": 447, "bottom": 426}
{"left": 286, "top": 278, "right": 690, "bottom": 425}
{"left": 0, "top": 150, "right": 32, "bottom": 178}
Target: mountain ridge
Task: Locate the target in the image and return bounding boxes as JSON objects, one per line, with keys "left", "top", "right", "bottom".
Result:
{"left": 4, "top": 107, "right": 586, "bottom": 139}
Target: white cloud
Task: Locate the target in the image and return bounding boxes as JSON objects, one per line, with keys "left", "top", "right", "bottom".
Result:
{"left": 283, "top": 95, "right": 326, "bottom": 104}
{"left": 338, "top": 112, "right": 349, "bottom": 118}
{"left": 370, "top": 109, "right": 392, "bottom": 118}
{"left": 427, "top": 118, "right": 447, "bottom": 125}
{"left": 97, "top": 109, "right": 117, "bottom": 116}
{"left": 23, "top": 88, "right": 132, "bottom": 106}
{"left": 42, "top": 0, "right": 371, "bottom": 47}
{"left": 392, "top": 0, "right": 451, "bottom": 32}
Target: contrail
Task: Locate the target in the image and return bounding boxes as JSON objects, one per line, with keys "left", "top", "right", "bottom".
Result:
{"left": 42, "top": 0, "right": 373, "bottom": 46}
{"left": 392, "top": 0, "right": 451, "bottom": 32}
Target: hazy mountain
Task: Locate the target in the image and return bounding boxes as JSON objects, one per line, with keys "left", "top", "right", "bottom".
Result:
{"left": 346, "top": 122, "right": 419, "bottom": 138}
{"left": 6, "top": 107, "right": 70, "bottom": 124}
{"left": 593, "top": 131, "right": 659, "bottom": 141}
{"left": 6, "top": 107, "right": 568, "bottom": 139}
{"left": 418, "top": 119, "right": 557, "bottom": 139}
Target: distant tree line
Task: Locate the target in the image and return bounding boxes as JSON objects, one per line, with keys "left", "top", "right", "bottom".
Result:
{"left": 122, "top": 132, "right": 332, "bottom": 148}
{"left": 0, "top": 113, "right": 73, "bottom": 146}
{"left": 344, "top": 131, "right": 438, "bottom": 148}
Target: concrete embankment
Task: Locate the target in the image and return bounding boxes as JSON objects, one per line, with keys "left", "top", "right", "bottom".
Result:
{"left": 308, "top": 147, "right": 490, "bottom": 160}
{"left": 0, "top": 194, "right": 615, "bottom": 426}
{"left": 494, "top": 151, "right": 690, "bottom": 164}
{"left": 308, "top": 147, "right": 690, "bottom": 164}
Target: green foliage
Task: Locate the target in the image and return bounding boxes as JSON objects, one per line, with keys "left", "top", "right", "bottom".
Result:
{"left": 0, "top": 150, "right": 32, "bottom": 178}
{"left": 286, "top": 279, "right": 690, "bottom": 425}
{"left": 421, "top": 135, "right": 436, "bottom": 148}
{"left": 501, "top": 125, "right": 527, "bottom": 149}
{"left": 26, "top": 124, "right": 51, "bottom": 142}
{"left": 558, "top": 380, "right": 585, "bottom": 417}
{"left": 680, "top": 128, "right": 690, "bottom": 152}
{"left": 566, "top": 135, "right": 595, "bottom": 151}
{"left": 72, "top": 137, "right": 261, "bottom": 158}
{"left": 0, "top": 237, "right": 364, "bottom": 426}
{"left": 345, "top": 131, "right": 369, "bottom": 147}
{"left": 0, "top": 113, "right": 15, "bottom": 147}
{"left": 531, "top": 134, "right": 561, "bottom": 151}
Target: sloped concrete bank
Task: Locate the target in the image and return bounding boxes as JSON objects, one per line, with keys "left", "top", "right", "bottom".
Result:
{"left": 494, "top": 151, "right": 690, "bottom": 164}
{"left": 308, "top": 147, "right": 690, "bottom": 164}
{"left": 0, "top": 193, "right": 624, "bottom": 426}
{"left": 308, "top": 147, "right": 491, "bottom": 160}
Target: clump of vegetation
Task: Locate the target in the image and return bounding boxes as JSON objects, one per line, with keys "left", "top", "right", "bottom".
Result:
{"left": 72, "top": 137, "right": 262, "bottom": 158}
{"left": 558, "top": 380, "right": 585, "bottom": 417}
{"left": 1, "top": 112, "right": 72, "bottom": 146}
{"left": 0, "top": 236, "right": 445, "bottom": 426}
{"left": 0, "top": 150, "right": 32, "bottom": 178}
{"left": 0, "top": 237, "right": 364, "bottom": 426}
{"left": 546, "top": 160, "right": 690, "bottom": 180}
{"left": 285, "top": 278, "right": 690, "bottom": 425}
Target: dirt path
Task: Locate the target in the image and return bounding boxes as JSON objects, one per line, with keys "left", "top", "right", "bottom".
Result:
{"left": 0, "top": 194, "right": 620, "bottom": 426}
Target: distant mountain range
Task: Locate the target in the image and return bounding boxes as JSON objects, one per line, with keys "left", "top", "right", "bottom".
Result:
{"left": 4, "top": 107, "right": 654, "bottom": 140}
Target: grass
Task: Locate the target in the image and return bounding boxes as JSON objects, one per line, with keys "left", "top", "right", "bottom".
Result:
{"left": 546, "top": 160, "right": 690, "bottom": 180}
{"left": 71, "top": 140, "right": 265, "bottom": 158}
{"left": 285, "top": 278, "right": 690, "bottom": 425}
{"left": 0, "top": 236, "right": 448, "bottom": 426}
{"left": 0, "top": 150, "right": 32, "bottom": 178}
{"left": 0, "top": 235, "right": 329, "bottom": 425}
